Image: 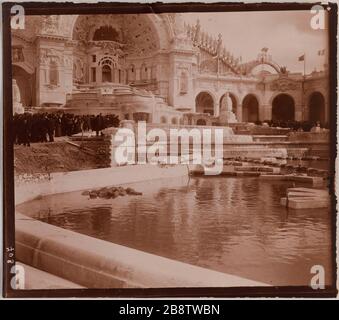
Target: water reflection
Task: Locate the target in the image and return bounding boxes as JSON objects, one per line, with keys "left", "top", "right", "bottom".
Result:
{"left": 17, "top": 176, "right": 332, "bottom": 286}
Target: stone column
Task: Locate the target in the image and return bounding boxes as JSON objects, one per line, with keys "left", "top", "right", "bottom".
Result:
{"left": 295, "top": 104, "right": 303, "bottom": 121}
{"left": 236, "top": 103, "right": 242, "bottom": 122}
{"left": 97, "top": 66, "right": 101, "bottom": 84}
{"left": 261, "top": 104, "right": 272, "bottom": 121}
{"left": 214, "top": 101, "right": 220, "bottom": 117}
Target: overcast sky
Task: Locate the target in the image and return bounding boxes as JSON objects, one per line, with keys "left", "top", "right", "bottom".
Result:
{"left": 183, "top": 10, "right": 329, "bottom": 74}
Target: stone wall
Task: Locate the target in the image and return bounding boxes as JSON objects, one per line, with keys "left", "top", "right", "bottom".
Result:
{"left": 287, "top": 131, "right": 330, "bottom": 142}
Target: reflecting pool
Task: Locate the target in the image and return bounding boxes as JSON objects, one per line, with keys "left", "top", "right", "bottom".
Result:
{"left": 17, "top": 176, "right": 333, "bottom": 286}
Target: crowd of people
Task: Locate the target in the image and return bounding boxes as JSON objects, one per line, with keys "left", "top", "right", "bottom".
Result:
{"left": 13, "top": 112, "right": 120, "bottom": 146}
{"left": 13, "top": 111, "right": 329, "bottom": 147}
{"left": 255, "top": 120, "right": 329, "bottom": 131}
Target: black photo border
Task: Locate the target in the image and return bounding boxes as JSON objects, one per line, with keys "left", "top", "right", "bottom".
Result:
{"left": 2, "top": 1, "right": 338, "bottom": 298}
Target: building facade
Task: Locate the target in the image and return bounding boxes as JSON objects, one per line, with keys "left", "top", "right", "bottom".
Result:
{"left": 12, "top": 13, "right": 329, "bottom": 125}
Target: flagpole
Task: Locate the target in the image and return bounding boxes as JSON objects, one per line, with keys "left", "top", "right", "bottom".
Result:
{"left": 301, "top": 53, "right": 306, "bottom": 121}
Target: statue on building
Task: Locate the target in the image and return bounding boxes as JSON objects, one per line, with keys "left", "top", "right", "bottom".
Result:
{"left": 193, "top": 19, "right": 201, "bottom": 44}
{"left": 12, "top": 47, "right": 24, "bottom": 63}
{"left": 172, "top": 13, "right": 186, "bottom": 39}
{"left": 219, "top": 92, "right": 237, "bottom": 125}
{"left": 12, "top": 79, "right": 24, "bottom": 114}
{"left": 213, "top": 34, "right": 222, "bottom": 58}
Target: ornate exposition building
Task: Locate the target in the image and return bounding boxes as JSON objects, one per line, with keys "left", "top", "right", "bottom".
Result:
{"left": 12, "top": 13, "right": 329, "bottom": 125}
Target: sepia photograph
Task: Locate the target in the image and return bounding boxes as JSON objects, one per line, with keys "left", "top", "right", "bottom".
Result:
{"left": 2, "top": 1, "right": 337, "bottom": 298}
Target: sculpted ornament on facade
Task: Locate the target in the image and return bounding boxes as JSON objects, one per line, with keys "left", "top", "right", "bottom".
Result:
{"left": 91, "top": 41, "right": 126, "bottom": 59}
{"left": 72, "top": 14, "right": 159, "bottom": 57}
{"left": 270, "top": 78, "right": 299, "bottom": 91}
{"left": 200, "top": 59, "right": 218, "bottom": 74}
{"left": 38, "top": 48, "right": 63, "bottom": 66}
{"left": 40, "top": 15, "right": 60, "bottom": 35}
{"left": 12, "top": 47, "right": 24, "bottom": 63}
{"left": 63, "top": 55, "right": 73, "bottom": 68}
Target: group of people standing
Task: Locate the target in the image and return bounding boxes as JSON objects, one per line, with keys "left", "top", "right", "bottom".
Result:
{"left": 256, "top": 120, "right": 329, "bottom": 132}
{"left": 13, "top": 112, "right": 120, "bottom": 146}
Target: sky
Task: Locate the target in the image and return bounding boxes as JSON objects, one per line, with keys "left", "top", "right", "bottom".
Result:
{"left": 183, "top": 10, "right": 329, "bottom": 74}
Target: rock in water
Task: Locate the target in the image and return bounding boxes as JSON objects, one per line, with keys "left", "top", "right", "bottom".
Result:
{"left": 89, "top": 191, "right": 98, "bottom": 198}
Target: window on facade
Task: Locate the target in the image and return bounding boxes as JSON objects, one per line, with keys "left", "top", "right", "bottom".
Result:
{"left": 140, "top": 64, "right": 148, "bottom": 81}
{"left": 91, "top": 67, "right": 96, "bottom": 82}
{"left": 180, "top": 72, "right": 188, "bottom": 94}
{"left": 49, "top": 61, "right": 59, "bottom": 86}
{"left": 92, "top": 55, "right": 96, "bottom": 63}
{"left": 127, "top": 65, "right": 136, "bottom": 82}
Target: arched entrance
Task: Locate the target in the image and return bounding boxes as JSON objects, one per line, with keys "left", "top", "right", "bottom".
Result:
{"left": 102, "top": 65, "right": 112, "bottom": 82}
{"left": 308, "top": 92, "right": 325, "bottom": 125}
{"left": 220, "top": 93, "right": 237, "bottom": 114}
{"left": 12, "top": 65, "right": 35, "bottom": 107}
{"left": 195, "top": 92, "right": 214, "bottom": 115}
{"left": 71, "top": 14, "right": 166, "bottom": 87}
{"left": 242, "top": 94, "right": 259, "bottom": 122}
{"left": 272, "top": 94, "right": 295, "bottom": 122}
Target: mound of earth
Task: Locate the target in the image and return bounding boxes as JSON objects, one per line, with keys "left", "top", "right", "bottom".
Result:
{"left": 14, "top": 141, "right": 110, "bottom": 175}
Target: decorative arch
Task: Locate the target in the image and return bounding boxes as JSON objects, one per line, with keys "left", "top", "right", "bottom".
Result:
{"left": 272, "top": 93, "right": 295, "bottom": 122}
{"left": 246, "top": 60, "right": 282, "bottom": 75}
{"left": 308, "top": 91, "right": 325, "bottom": 124}
{"left": 12, "top": 61, "right": 34, "bottom": 75}
{"left": 242, "top": 94, "right": 259, "bottom": 122}
{"left": 12, "top": 65, "right": 35, "bottom": 107}
{"left": 98, "top": 56, "right": 118, "bottom": 69}
{"left": 70, "top": 14, "right": 170, "bottom": 52}
{"left": 101, "top": 64, "right": 112, "bottom": 82}
{"left": 195, "top": 91, "right": 215, "bottom": 115}
{"left": 219, "top": 92, "right": 238, "bottom": 114}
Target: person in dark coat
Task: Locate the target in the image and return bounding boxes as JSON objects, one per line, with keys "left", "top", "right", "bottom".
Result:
{"left": 22, "top": 113, "right": 32, "bottom": 147}
{"left": 47, "top": 115, "right": 56, "bottom": 142}
{"left": 95, "top": 113, "right": 104, "bottom": 136}
{"left": 55, "top": 115, "right": 62, "bottom": 137}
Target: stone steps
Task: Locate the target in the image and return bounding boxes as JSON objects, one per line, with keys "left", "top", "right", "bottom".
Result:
{"left": 280, "top": 187, "right": 330, "bottom": 209}
{"left": 234, "top": 166, "right": 280, "bottom": 173}
{"left": 260, "top": 174, "right": 324, "bottom": 187}
{"left": 252, "top": 135, "right": 288, "bottom": 142}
